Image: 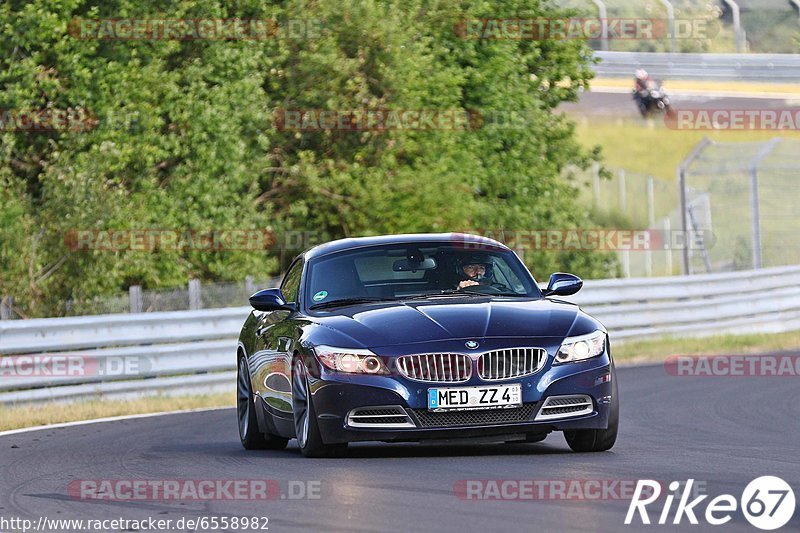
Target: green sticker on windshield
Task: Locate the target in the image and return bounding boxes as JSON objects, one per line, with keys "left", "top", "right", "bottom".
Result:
{"left": 313, "top": 290, "right": 328, "bottom": 301}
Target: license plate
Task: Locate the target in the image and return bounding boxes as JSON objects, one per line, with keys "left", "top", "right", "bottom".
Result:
{"left": 427, "top": 384, "right": 522, "bottom": 411}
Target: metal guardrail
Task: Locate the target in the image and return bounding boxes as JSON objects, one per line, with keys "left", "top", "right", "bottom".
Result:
{"left": 2, "top": 265, "right": 799, "bottom": 404}
{"left": 565, "top": 265, "right": 800, "bottom": 339}
{"left": 593, "top": 52, "right": 800, "bottom": 82}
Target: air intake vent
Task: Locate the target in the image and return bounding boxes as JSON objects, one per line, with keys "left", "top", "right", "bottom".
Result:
{"left": 346, "top": 406, "right": 415, "bottom": 428}
{"left": 411, "top": 404, "right": 536, "bottom": 428}
{"left": 535, "top": 395, "right": 594, "bottom": 421}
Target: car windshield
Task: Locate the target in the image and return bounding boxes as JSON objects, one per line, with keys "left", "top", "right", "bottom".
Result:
{"left": 306, "top": 242, "right": 541, "bottom": 308}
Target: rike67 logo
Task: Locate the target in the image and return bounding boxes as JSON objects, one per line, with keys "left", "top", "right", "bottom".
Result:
{"left": 626, "top": 477, "right": 795, "bottom": 530}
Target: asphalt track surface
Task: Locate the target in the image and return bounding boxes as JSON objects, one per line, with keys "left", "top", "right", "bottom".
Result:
{"left": 1, "top": 364, "right": 799, "bottom": 532}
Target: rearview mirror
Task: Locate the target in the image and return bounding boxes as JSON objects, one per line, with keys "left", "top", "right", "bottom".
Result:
{"left": 249, "top": 288, "right": 296, "bottom": 312}
{"left": 543, "top": 273, "right": 583, "bottom": 297}
{"left": 392, "top": 257, "right": 437, "bottom": 272}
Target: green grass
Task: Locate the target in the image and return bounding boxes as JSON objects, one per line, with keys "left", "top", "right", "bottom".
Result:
{"left": 573, "top": 117, "right": 800, "bottom": 182}
{"left": 0, "top": 392, "right": 234, "bottom": 432}
{"left": 614, "top": 330, "right": 800, "bottom": 365}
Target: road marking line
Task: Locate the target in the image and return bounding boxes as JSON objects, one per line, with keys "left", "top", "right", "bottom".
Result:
{"left": 0, "top": 406, "right": 232, "bottom": 437}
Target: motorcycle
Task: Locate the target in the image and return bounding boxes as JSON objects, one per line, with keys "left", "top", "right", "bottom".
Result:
{"left": 633, "top": 79, "right": 672, "bottom": 117}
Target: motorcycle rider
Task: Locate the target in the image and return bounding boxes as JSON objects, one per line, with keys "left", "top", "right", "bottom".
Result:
{"left": 633, "top": 68, "right": 656, "bottom": 115}
{"left": 634, "top": 68, "right": 651, "bottom": 92}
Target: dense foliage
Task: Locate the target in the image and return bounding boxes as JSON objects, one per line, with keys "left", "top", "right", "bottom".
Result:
{"left": 1, "top": 0, "right": 616, "bottom": 317}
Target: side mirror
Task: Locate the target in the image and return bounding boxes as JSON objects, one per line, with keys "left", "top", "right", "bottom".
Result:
{"left": 249, "top": 288, "right": 295, "bottom": 312}
{"left": 543, "top": 273, "right": 583, "bottom": 297}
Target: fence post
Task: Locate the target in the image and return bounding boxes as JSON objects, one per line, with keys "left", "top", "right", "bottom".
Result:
{"left": 590, "top": 0, "right": 609, "bottom": 51}
{"left": 658, "top": 0, "right": 676, "bottom": 53}
{"left": 792, "top": 0, "right": 800, "bottom": 19}
{"left": 188, "top": 279, "right": 201, "bottom": 310}
{"left": 245, "top": 276, "right": 256, "bottom": 295}
{"left": 0, "top": 296, "right": 13, "bottom": 320}
{"left": 129, "top": 285, "right": 143, "bottom": 313}
{"left": 677, "top": 137, "right": 713, "bottom": 275}
{"left": 664, "top": 217, "right": 673, "bottom": 275}
{"left": 645, "top": 176, "right": 655, "bottom": 277}
{"left": 748, "top": 138, "right": 782, "bottom": 270}
{"left": 621, "top": 250, "right": 631, "bottom": 279}
{"left": 618, "top": 169, "right": 626, "bottom": 213}
{"left": 721, "top": 0, "right": 744, "bottom": 53}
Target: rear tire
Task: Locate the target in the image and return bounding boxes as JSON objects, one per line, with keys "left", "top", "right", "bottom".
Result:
{"left": 238, "top": 356, "right": 288, "bottom": 450}
{"left": 564, "top": 377, "right": 618, "bottom": 453}
{"left": 292, "top": 357, "right": 347, "bottom": 458}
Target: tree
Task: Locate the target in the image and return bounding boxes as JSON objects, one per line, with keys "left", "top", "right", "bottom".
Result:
{"left": 0, "top": 0, "right": 614, "bottom": 317}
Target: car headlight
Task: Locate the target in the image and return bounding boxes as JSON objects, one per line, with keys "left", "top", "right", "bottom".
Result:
{"left": 314, "top": 345, "right": 389, "bottom": 374}
{"left": 555, "top": 331, "right": 606, "bottom": 364}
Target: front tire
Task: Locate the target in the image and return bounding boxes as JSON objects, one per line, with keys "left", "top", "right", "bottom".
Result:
{"left": 292, "top": 357, "right": 346, "bottom": 458}
{"left": 237, "top": 356, "right": 288, "bottom": 450}
{"left": 564, "top": 377, "right": 619, "bottom": 453}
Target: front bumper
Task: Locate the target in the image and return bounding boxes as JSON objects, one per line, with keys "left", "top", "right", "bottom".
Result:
{"left": 308, "top": 346, "right": 615, "bottom": 444}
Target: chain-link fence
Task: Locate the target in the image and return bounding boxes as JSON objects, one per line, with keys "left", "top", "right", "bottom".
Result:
{"left": 571, "top": 137, "right": 800, "bottom": 278}
{"left": 682, "top": 137, "right": 800, "bottom": 274}
{"left": 573, "top": 163, "right": 680, "bottom": 277}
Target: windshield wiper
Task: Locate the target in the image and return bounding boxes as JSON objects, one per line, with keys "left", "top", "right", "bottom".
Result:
{"left": 401, "top": 289, "right": 487, "bottom": 300}
{"left": 439, "top": 288, "right": 490, "bottom": 296}
{"left": 309, "top": 297, "right": 394, "bottom": 310}
{"left": 404, "top": 289, "right": 534, "bottom": 300}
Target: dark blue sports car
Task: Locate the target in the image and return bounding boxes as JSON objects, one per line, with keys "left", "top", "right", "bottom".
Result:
{"left": 236, "top": 233, "right": 618, "bottom": 457}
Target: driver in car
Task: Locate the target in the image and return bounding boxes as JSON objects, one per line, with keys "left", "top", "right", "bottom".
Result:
{"left": 456, "top": 254, "right": 495, "bottom": 289}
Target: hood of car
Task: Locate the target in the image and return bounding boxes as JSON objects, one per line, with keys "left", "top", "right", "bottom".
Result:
{"left": 309, "top": 297, "right": 597, "bottom": 348}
